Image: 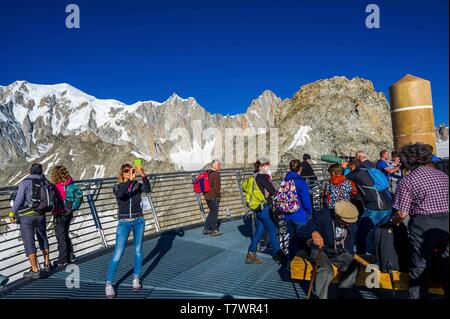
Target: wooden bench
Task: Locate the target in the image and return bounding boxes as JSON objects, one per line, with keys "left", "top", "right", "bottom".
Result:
{"left": 290, "top": 254, "right": 444, "bottom": 295}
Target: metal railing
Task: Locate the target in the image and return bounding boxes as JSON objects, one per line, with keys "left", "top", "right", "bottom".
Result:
{"left": 0, "top": 164, "right": 329, "bottom": 283}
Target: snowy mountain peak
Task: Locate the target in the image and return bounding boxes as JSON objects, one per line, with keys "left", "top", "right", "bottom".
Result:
{"left": 164, "top": 93, "right": 197, "bottom": 105}
{"left": 245, "top": 90, "right": 281, "bottom": 116}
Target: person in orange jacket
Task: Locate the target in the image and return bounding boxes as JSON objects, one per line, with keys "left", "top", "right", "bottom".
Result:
{"left": 322, "top": 164, "right": 357, "bottom": 209}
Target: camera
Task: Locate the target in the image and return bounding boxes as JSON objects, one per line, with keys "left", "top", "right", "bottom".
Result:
{"left": 341, "top": 156, "right": 355, "bottom": 163}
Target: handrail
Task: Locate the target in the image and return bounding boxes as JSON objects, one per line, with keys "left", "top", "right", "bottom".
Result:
{"left": 0, "top": 164, "right": 330, "bottom": 284}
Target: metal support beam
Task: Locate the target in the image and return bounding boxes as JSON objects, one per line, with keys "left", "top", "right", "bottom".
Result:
{"left": 85, "top": 182, "right": 108, "bottom": 248}
{"left": 191, "top": 174, "right": 207, "bottom": 222}
{"left": 146, "top": 175, "right": 161, "bottom": 232}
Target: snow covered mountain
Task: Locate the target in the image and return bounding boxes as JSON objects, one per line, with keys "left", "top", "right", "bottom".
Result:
{"left": 0, "top": 81, "right": 280, "bottom": 184}
{"left": 0, "top": 77, "right": 394, "bottom": 185}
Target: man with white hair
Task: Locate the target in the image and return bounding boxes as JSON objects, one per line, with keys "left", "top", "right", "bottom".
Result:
{"left": 203, "top": 159, "right": 222, "bottom": 237}
{"left": 355, "top": 151, "right": 375, "bottom": 169}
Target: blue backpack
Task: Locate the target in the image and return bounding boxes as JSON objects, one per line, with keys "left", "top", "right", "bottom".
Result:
{"left": 64, "top": 182, "right": 84, "bottom": 212}
{"left": 359, "top": 168, "right": 391, "bottom": 210}
{"left": 363, "top": 168, "right": 389, "bottom": 192}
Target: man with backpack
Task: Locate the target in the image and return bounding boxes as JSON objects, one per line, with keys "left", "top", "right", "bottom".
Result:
{"left": 356, "top": 150, "right": 375, "bottom": 169}
{"left": 392, "top": 143, "right": 449, "bottom": 299}
{"left": 346, "top": 159, "right": 392, "bottom": 255}
{"left": 8, "top": 163, "right": 53, "bottom": 279}
{"left": 203, "top": 159, "right": 222, "bottom": 237}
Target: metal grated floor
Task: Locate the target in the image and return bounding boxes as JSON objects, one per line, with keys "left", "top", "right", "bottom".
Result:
{"left": 0, "top": 218, "right": 408, "bottom": 299}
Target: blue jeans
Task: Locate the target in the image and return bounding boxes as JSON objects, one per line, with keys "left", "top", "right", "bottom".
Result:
{"left": 357, "top": 209, "right": 392, "bottom": 255}
{"left": 106, "top": 217, "right": 145, "bottom": 284}
{"left": 248, "top": 205, "right": 281, "bottom": 256}
{"left": 286, "top": 219, "right": 307, "bottom": 260}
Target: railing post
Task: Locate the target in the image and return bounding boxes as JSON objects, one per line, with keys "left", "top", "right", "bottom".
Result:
{"left": 146, "top": 175, "right": 161, "bottom": 232}
{"left": 191, "top": 174, "right": 207, "bottom": 222}
{"left": 85, "top": 181, "right": 108, "bottom": 248}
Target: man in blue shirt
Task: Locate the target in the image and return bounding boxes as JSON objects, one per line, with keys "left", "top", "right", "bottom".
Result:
{"left": 377, "top": 150, "right": 401, "bottom": 177}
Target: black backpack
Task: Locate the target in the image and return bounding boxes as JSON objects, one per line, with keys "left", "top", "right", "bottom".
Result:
{"left": 374, "top": 222, "right": 410, "bottom": 272}
{"left": 434, "top": 160, "right": 449, "bottom": 176}
{"left": 27, "top": 177, "right": 55, "bottom": 213}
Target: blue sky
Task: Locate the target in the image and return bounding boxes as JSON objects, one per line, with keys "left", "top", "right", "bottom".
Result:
{"left": 0, "top": 0, "right": 448, "bottom": 124}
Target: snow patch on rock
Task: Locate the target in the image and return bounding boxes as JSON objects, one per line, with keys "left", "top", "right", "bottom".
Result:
{"left": 288, "top": 126, "right": 312, "bottom": 150}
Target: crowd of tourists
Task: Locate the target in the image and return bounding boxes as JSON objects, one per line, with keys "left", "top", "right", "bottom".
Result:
{"left": 5, "top": 142, "right": 449, "bottom": 300}
{"left": 240, "top": 144, "right": 448, "bottom": 299}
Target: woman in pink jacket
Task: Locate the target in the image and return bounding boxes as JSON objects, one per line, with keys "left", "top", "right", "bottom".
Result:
{"left": 50, "top": 165, "right": 76, "bottom": 267}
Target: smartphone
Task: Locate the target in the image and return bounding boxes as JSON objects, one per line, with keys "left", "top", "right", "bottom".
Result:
{"left": 134, "top": 159, "right": 142, "bottom": 167}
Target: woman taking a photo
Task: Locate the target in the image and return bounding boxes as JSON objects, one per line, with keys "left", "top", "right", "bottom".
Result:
{"left": 105, "top": 164, "right": 151, "bottom": 298}
{"left": 246, "top": 157, "right": 287, "bottom": 265}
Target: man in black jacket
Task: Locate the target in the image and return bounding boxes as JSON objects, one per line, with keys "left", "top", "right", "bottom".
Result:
{"left": 356, "top": 150, "right": 375, "bottom": 169}
{"left": 301, "top": 154, "right": 317, "bottom": 182}
{"left": 300, "top": 201, "right": 359, "bottom": 299}
{"left": 347, "top": 159, "right": 392, "bottom": 255}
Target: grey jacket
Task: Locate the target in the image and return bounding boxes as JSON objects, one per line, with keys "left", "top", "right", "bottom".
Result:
{"left": 11, "top": 174, "right": 46, "bottom": 215}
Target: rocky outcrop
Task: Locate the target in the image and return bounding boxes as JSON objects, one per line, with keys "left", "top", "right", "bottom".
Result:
{"left": 276, "top": 77, "right": 393, "bottom": 163}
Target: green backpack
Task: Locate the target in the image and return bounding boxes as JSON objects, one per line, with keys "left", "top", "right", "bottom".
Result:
{"left": 64, "top": 182, "right": 84, "bottom": 212}
{"left": 241, "top": 176, "right": 266, "bottom": 211}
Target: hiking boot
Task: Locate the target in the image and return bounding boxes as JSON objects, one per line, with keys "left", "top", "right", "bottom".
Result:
{"left": 23, "top": 269, "right": 41, "bottom": 280}
{"left": 273, "top": 251, "right": 288, "bottom": 266}
{"left": 132, "top": 278, "right": 142, "bottom": 291}
{"left": 105, "top": 283, "right": 116, "bottom": 299}
{"left": 69, "top": 254, "right": 77, "bottom": 263}
{"left": 202, "top": 228, "right": 212, "bottom": 235}
{"left": 43, "top": 262, "right": 53, "bottom": 272}
{"left": 245, "top": 253, "right": 263, "bottom": 264}
{"left": 210, "top": 230, "right": 222, "bottom": 237}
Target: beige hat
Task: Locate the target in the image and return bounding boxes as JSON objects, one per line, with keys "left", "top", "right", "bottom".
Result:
{"left": 258, "top": 157, "right": 270, "bottom": 165}
{"left": 334, "top": 201, "right": 359, "bottom": 224}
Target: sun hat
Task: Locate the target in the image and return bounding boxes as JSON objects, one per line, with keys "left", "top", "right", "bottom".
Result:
{"left": 334, "top": 201, "right": 359, "bottom": 224}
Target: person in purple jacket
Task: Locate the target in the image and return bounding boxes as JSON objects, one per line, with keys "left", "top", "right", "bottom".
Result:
{"left": 283, "top": 159, "right": 313, "bottom": 260}
{"left": 8, "top": 163, "right": 52, "bottom": 279}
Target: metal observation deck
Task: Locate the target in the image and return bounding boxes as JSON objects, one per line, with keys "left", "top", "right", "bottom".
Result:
{"left": 0, "top": 165, "right": 407, "bottom": 299}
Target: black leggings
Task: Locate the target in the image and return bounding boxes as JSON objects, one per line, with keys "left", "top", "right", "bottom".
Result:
{"left": 54, "top": 213, "right": 74, "bottom": 264}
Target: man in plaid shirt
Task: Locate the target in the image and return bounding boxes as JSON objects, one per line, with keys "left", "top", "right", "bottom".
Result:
{"left": 392, "top": 143, "right": 449, "bottom": 299}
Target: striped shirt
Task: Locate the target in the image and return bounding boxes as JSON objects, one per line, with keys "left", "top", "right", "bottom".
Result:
{"left": 392, "top": 166, "right": 449, "bottom": 216}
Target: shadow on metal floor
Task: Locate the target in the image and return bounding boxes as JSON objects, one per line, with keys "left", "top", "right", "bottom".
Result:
{"left": 0, "top": 219, "right": 408, "bottom": 299}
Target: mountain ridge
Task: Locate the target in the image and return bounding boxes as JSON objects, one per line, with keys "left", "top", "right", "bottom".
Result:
{"left": 1, "top": 76, "right": 395, "bottom": 185}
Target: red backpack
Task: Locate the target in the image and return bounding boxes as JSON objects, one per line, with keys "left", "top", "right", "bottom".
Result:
{"left": 193, "top": 171, "right": 211, "bottom": 193}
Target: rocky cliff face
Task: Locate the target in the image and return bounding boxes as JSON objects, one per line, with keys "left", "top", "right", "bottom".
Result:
{"left": 0, "top": 77, "right": 394, "bottom": 185}
{"left": 276, "top": 76, "right": 393, "bottom": 164}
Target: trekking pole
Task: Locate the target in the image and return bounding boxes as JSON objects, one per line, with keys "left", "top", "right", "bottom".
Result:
{"left": 307, "top": 247, "right": 323, "bottom": 299}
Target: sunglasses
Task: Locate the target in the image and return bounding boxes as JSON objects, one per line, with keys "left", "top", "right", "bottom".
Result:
{"left": 122, "top": 168, "right": 133, "bottom": 173}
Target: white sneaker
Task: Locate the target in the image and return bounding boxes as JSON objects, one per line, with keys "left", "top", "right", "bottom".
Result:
{"left": 105, "top": 283, "right": 116, "bottom": 299}
{"left": 132, "top": 278, "right": 142, "bottom": 291}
